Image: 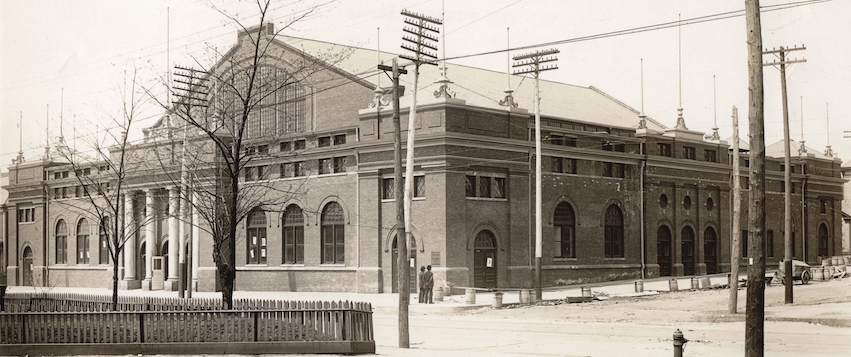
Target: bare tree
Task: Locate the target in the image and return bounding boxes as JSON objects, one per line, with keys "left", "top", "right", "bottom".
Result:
{"left": 51, "top": 70, "right": 148, "bottom": 310}
{"left": 149, "top": 0, "right": 350, "bottom": 308}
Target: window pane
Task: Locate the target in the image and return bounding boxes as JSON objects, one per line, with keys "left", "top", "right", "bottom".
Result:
{"left": 479, "top": 176, "right": 491, "bottom": 198}
{"left": 493, "top": 177, "right": 506, "bottom": 198}
{"left": 465, "top": 175, "right": 476, "bottom": 197}
{"left": 415, "top": 176, "right": 425, "bottom": 197}
{"left": 382, "top": 178, "right": 395, "bottom": 199}
{"left": 334, "top": 157, "right": 347, "bottom": 173}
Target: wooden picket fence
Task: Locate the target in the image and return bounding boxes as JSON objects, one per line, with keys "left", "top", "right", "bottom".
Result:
{"left": 0, "top": 293, "right": 374, "bottom": 355}
{"left": 2, "top": 291, "right": 308, "bottom": 312}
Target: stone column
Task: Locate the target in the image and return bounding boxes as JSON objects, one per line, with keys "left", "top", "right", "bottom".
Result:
{"left": 142, "top": 189, "right": 155, "bottom": 290}
{"left": 178, "top": 187, "right": 187, "bottom": 297}
{"left": 120, "top": 192, "right": 140, "bottom": 289}
{"left": 164, "top": 187, "right": 179, "bottom": 291}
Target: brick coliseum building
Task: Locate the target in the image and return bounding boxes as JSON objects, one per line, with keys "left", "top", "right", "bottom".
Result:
{"left": 1, "top": 25, "right": 844, "bottom": 293}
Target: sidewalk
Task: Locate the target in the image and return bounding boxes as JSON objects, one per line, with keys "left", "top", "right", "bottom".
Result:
{"left": 1, "top": 273, "right": 734, "bottom": 310}
{"left": 7, "top": 272, "right": 849, "bottom": 326}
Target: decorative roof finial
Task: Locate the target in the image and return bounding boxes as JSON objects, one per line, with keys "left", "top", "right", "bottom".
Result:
{"left": 499, "top": 27, "right": 518, "bottom": 108}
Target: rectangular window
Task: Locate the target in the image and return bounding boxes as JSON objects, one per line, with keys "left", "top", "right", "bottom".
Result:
{"left": 294, "top": 140, "right": 306, "bottom": 150}
{"left": 478, "top": 176, "right": 491, "bottom": 198}
{"left": 613, "top": 163, "right": 625, "bottom": 178}
{"left": 280, "top": 163, "right": 292, "bottom": 178}
{"left": 245, "top": 167, "right": 255, "bottom": 181}
{"left": 280, "top": 141, "right": 291, "bottom": 152}
{"left": 414, "top": 175, "right": 425, "bottom": 197}
{"left": 256, "top": 145, "right": 268, "bottom": 155}
{"left": 318, "top": 136, "right": 331, "bottom": 147}
{"left": 18, "top": 208, "right": 35, "bottom": 223}
{"left": 99, "top": 222, "right": 109, "bottom": 265}
{"left": 704, "top": 149, "right": 717, "bottom": 163}
{"left": 382, "top": 178, "right": 395, "bottom": 199}
{"left": 54, "top": 172, "right": 62, "bottom": 180}
{"left": 77, "top": 234, "right": 89, "bottom": 265}
{"left": 565, "top": 159, "right": 577, "bottom": 174}
{"left": 603, "top": 162, "right": 611, "bottom": 177}
{"left": 382, "top": 176, "right": 424, "bottom": 199}
{"left": 333, "top": 134, "right": 346, "bottom": 145}
{"left": 318, "top": 158, "right": 332, "bottom": 174}
{"left": 820, "top": 199, "right": 827, "bottom": 214}
{"left": 565, "top": 137, "right": 577, "bottom": 147}
{"left": 294, "top": 162, "right": 305, "bottom": 177}
{"left": 550, "top": 134, "right": 564, "bottom": 146}
{"left": 602, "top": 162, "right": 619, "bottom": 177}
{"left": 256, "top": 165, "right": 266, "bottom": 180}
{"left": 465, "top": 175, "right": 477, "bottom": 197}
{"left": 658, "top": 143, "right": 672, "bottom": 157}
{"left": 493, "top": 177, "right": 506, "bottom": 198}
{"left": 551, "top": 157, "right": 563, "bottom": 173}
{"left": 683, "top": 146, "right": 696, "bottom": 160}
{"left": 283, "top": 226, "right": 304, "bottom": 264}
{"left": 53, "top": 187, "right": 61, "bottom": 198}
{"left": 334, "top": 157, "right": 347, "bottom": 173}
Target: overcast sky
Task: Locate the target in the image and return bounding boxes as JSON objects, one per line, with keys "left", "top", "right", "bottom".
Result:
{"left": 2, "top": 0, "right": 850, "bottom": 170}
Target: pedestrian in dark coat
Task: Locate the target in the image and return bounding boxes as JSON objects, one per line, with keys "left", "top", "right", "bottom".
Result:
{"left": 423, "top": 265, "right": 434, "bottom": 303}
{"left": 418, "top": 266, "right": 426, "bottom": 303}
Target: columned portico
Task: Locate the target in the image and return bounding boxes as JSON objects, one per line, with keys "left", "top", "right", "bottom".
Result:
{"left": 142, "top": 189, "right": 155, "bottom": 290}
{"left": 164, "top": 187, "right": 179, "bottom": 291}
{"left": 120, "top": 192, "right": 140, "bottom": 289}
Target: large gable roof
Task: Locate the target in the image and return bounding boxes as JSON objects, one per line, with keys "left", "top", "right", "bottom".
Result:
{"left": 282, "top": 36, "right": 666, "bottom": 131}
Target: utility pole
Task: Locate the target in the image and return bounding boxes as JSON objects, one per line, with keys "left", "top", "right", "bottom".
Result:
{"left": 378, "top": 59, "right": 409, "bottom": 348}
{"left": 729, "top": 106, "right": 741, "bottom": 314}
{"left": 512, "top": 48, "right": 559, "bottom": 301}
{"left": 763, "top": 44, "right": 806, "bottom": 304}
{"left": 399, "top": 12, "right": 441, "bottom": 282}
{"left": 172, "top": 65, "right": 209, "bottom": 299}
{"left": 745, "top": 1, "right": 766, "bottom": 356}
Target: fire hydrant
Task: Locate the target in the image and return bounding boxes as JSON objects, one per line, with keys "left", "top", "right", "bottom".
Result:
{"left": 673, "top": 329, "right": 688, "bottom": 357}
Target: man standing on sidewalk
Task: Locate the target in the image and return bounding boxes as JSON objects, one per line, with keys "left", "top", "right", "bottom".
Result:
{"left": 424, "top": 265, "right": 434, "bottom": 304}
{"left": 418, "top": 266, "right": 426, "bottom": 303}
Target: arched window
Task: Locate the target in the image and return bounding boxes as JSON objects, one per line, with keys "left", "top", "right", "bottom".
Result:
{"left": 818, "top": 224, "right": 829, "bottom": 257}
{"left": 246, "top": 209, "right": 267, "bottom": 264}
{"left": 56, "top": 220, "right": 68, "bottom": 264}
{"left": 553, "top": 202, "right": 576, "bottom": 258}
{"left": 282, "top": 205, "right": 304, "bottom": 264}
{"left": 77, "top": 218, "right": 90, "bottom": 264}
{"left": 604, "top": 205, "right": 624, "bottom": 258}
{"left": 321, "top": 202, "right": 345, "bottom": 264}
{"left": 99, "top": 218, "right": 109, "bottom": 264}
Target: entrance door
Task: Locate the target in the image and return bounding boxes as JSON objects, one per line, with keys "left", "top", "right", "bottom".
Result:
{"left": 391, "top": 236, "right": 417, "bottom": 293}
{"left": 23, "top": 247, "right": 34, "bottom": 286}
{"left": 657, "top": 226, "right": 672, "bottom": 276}
{"left": 704, "top": 228, "right": 718, "bottom": 274}
{"left": 682, "top": 227, "right": 696, "bottom": 276}
{"left": 473, "top": 230, "right": 497, "bottom": 288}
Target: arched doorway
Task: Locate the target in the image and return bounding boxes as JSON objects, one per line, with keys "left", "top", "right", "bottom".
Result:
{"left": 23, "top": 247, "right": 34, "bottom": 286}
{"left": 818, "top": 223, "right": 829, "bottom": 257}
{"left": 704, "top": 227, "right": 718, "bottom": 274}
{"left": 657, "top": 226, "right": 672, "bottom": 276}
{"left": 391, "top": 235, "right": 417, "bottom": 293}
{"left": 473, "top": 230, "right": 497, "bottom": 288}
{"left": 682, "top": 227, "right": 696, "bottom": 276}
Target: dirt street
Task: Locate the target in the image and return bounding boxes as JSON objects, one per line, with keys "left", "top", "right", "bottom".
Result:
{"left": 370, "top": 279, "right": 851, "bottom": 356}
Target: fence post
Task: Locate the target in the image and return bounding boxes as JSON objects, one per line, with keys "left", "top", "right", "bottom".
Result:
{"left": 253, "top": 311, "right": 259, "bottom": 342}
{"left": 139, "top": 313, "right": 145, "bottom": 343}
